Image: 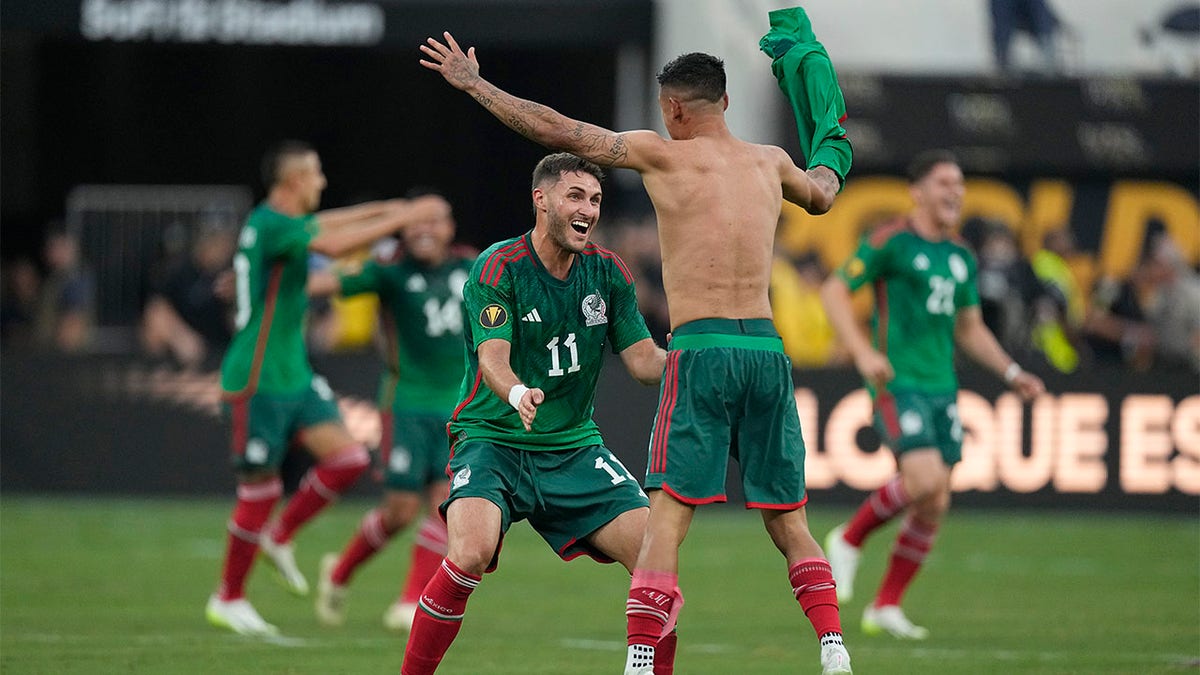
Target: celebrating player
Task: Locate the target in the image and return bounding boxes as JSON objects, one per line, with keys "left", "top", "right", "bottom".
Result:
{"left": 419, "top": 14, "right": 853, "bottom": 674}
{"left": 206, "top": 140, "right": 433, "bottom": 636}
{"left": 399, "top": 153, "right": 672, "bottom": 674}
{"left": 308, "top": 190, "right": 475, "bottom": 631}
{"left": 819, "top": 149, "right": 1045, "bottom": 640}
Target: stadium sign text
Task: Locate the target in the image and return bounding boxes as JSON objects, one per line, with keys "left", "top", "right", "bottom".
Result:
{"left": 80, "top": 0, "right": 385, "bottom": 45}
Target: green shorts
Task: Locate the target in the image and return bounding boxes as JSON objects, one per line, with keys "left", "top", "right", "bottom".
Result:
{"left": 873, "top": 390, "right": 962, "bottom": 465}
{"left": 222, "top": 375, "right": 342, "bottom": 472}
{"left": 645, "top": 318, "right": 808, "bottom": 510}
{"left": 380, "top": 409, "right": 452, "bottom": 492}
{"left": 442, "top": 441, "right": 648, "bottom": 567}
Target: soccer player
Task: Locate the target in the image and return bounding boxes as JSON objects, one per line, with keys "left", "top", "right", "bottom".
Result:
{"left": 206, "top": 140, "right": 434, "bottom": 637}
{"left": 308, "top": 190, "right": 475, "bottom": 631}
{"left": 399, "top": 153, "right": 671, "bottom": 674}
{"left": 819, "top": 149, "right": 1045, "bottom": 639}
{"left": 419, "top": 21, "right": 853, "bottom": 675}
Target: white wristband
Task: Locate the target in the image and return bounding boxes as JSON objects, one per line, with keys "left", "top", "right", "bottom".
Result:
{"left": 1003, "top": 362, "right": 1023, "bottom": 384}
{"left": 507, "top": 384, "right": 529, "bottom": 411}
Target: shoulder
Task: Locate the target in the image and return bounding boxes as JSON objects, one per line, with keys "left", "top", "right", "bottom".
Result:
{"left": 473, "top": 236, "right": 532, "bottom": 287}
{"left": 866, "top": 217, "right": 911, "bottom": 248}
{"left": 581, "top": 242, "right": 634, "bottom": 284}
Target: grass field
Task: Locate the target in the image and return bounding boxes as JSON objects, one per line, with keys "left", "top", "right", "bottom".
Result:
{"left": 1, "top": 495, "right": 1196, "bottom": 674}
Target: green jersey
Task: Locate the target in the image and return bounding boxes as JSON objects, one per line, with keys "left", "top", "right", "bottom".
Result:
{"left": 836, "top": 218, "right": 979, "bottom": 395}
{"left": 221, "top": 203, "right": 318, "bottom": 395}
{"left": 339, "top": 252, "right": 474, "bottom": 414}
{"left": 450, "top": 232, "right": 651, "bottom": 452}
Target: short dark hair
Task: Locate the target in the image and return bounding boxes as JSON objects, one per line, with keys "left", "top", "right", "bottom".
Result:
{"left": 260, "top": 140, "right": 316, "bottom": 190}
{"left": 656, "top": 53, "right": 726, "bottom": 103}
{"left": 906, "top": 149, "right": 959, "bottom": 184}
{"left": 531, "top": 153, "right": 605, "bottom": 191}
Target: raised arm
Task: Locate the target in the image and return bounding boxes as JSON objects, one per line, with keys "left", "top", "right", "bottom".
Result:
{"left": 309, "top": 198, "right": 445, "bottom": 259}
{"left": 419, "top": 31, "right": 663, "bottom": 170}
{"left": 954, "top": 306, "right": 1045, "bottom": 400}
{"left": 477, "top": 337, "right": 544, "bottom": 431}
{"left": 778, "top": 147, "right": 836, "bottom": 215}
{"left": 315, "top": 200, "right": 396, "bottom": 231}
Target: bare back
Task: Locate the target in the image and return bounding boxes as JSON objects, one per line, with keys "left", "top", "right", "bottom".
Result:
{"left": 638, "top": 135, "right": 789, "bottom": 329}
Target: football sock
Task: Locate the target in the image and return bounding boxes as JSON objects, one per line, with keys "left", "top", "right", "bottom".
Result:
{"left": 790, "top": 558, "right": 842, "bottom": 639}
{"left": 270, "top": 444, "right": 370, "bottom": 544}
{"left": 626, "top": 568, "right": 682, "bottom": 672}
{"left": 400, "top": 559, "right": 480, "bottom": 675}
{"left": 653, "top": 630, "right": 678, "bottom": 675}
{"left": 400, "top": 516, "right": 449, "bottom": 605}
{"left": 218, "top": 478, "right": 282, "bottom": 600}
{"left": 332, "top": 507, "right": 394, "bottom": 586}
{"left": 843, "top": 476, "right": 910, "bottom": 547}
{"left": 875, "top": 516, "right": 938, "bottom": 607}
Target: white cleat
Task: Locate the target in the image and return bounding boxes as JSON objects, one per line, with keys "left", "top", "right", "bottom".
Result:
{"left": 623, "top": 669, "right": 654, "bottom": 675}
{"left": 382, "top": 601, "right": 418, "bottom": 632}
{"left": 315, "top": 553, "right": 347, "bottom": 627}
{"left": 205, "top": 594, "right": 280, "bottom": 637}
{"left": 825, "top": 523, "right": 860, "bottom": 603}
{"left": 820, "top": 642, "right": 853, "bottom": 674}
{"left": 259, "top": 533, "right": 309, "bottom": 597}
{"left": 862, "top": 604, "right": 929, "bottom": 640}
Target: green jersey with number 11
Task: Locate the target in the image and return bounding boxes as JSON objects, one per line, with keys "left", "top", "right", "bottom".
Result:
{"left": 836, "top": 218, "right": 980, "bottom": 395}
{"left": 450, "top": 233, "right": 651, "bottom": 452}
{"left": 220, "top": 204, "right": 318, "bottom": 396}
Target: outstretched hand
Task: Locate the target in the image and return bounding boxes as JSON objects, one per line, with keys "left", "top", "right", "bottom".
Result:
{"left": 419, "top": 31, "right": 480, "bottom": 91}
{"left": 515, "top": 387, "right": 546, "bottom": 432}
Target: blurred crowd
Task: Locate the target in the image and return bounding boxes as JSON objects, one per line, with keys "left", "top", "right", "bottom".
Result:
{"left": 3, "top": 208, "right": 1197, "bottom": 377}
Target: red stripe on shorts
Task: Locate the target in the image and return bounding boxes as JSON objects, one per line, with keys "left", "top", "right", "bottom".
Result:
{"left": 230, "top": 397, "right": 249, "bottom": 455}
{"left": 379, "top": 409, "right": 394, "bottom": 467}
{"left": 651, "top": 351, "right": 681, "bottom": 474}
{"left": 877, "top": 392, "right": 901, "bottom": 439}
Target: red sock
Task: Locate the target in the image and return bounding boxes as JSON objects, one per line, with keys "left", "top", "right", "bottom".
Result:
{"left": 270, "top": 444, "right": 369, "bottom": 544}
{"left": 626, "top": 569, "right": 679, "bottom": 648}
{"left": 654, "top": 630, "right": 678, "bottom": 675}
{"left": 400, "top": 559, "right": 480, "bottom": 675}
{"left": 874, "top": 516, "right": 938, "bottom": 607}
{"left": 790, "top": 558, "right": 842, "bottom": 640}
{"left": 400, "top": 516, "right": 449, "bottom": 605}
{"left": 218, "top": 479, "right": 282, "bottom": 600}
{"left": 332, "top": 508, "right": 395, "bottom": 585}
{"left": 842, "top": 476, "right": 910, "bottom": 547}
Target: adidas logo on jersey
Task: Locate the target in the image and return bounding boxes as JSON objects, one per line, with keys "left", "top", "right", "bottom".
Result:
{"left": 521, "top": 309, "right": 543, "bottom": 323}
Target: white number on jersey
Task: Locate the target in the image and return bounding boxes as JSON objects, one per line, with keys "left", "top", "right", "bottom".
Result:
{"left": 422, "top": 297, "right": 463, "bottom": 337}
{"left": 926, "top": 275, "right": 956, "bottom": 316}
{"left": 546, "top": 333, "right": 582, "bottom": 377}
{"left": 233, "top": 252, "right": 251, "bottom": 330}
{"left": 594, "top": 454, "right": 634, "bottom": 486}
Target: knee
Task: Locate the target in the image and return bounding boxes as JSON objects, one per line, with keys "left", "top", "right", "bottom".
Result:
{"left": 911, "top": 489, "right": 951, "bottom": 522}
{"left": 445, "top": 546, "right": 492, "bottom": 577}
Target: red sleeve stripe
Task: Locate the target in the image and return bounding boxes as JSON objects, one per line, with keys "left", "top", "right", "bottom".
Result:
{"left": 582, "top": 243, "right": 634, "bottom": 284}
{"left": 480, "top": 240, "right": 530, "bottom": 287}
{"left": 868, "top": 217, "right": 909, "bottom": 247}
{"left": 450, "top": 370, "right": 485, "bottom": 422}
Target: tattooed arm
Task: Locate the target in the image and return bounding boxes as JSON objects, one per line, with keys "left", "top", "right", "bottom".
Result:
{"left": 419, "top": 31, "right": 661, "bottom": 170}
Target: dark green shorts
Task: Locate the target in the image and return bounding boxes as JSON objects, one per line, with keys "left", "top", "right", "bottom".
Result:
{"left": 645, "top": 318, "right": 808, "bottom": 510}
{"left": 380, "top": 409, "right": 452, "bottom": 492}
{"left": 873, "top": 390, "right": 962, "bottom": 465}
{"left": 442, "top": 441, "right": 648, "bottom": 566}
{"left": 222, "top": 375, "right": 342, "bottom": 472}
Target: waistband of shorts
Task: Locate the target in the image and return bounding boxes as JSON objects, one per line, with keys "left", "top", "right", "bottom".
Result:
{"left": 669, "top": 318, "right": 783, "bottom": 352}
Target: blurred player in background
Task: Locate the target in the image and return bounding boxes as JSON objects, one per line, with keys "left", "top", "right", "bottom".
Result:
{"left": 206, "top": 140, "right": 435, "bottom": 637}
{"left": 419, "top": 8, "right": 854, "bottom": 671}
{"left": 307, "top": 189, "right": 475, "bottom": 632}
{"left": 400, "top": 153, "right": 671, "bottom": 674}
{"left": 820, "top": 149, "right": 1045, "bottom": 640}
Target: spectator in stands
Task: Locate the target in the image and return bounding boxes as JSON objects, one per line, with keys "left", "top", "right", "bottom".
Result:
{"left": 141, "top": 219, "right": 237, "bottom": 369}
{"left": 0, "top": 256, "right": 41, "bottom": 348}
{"left": 32, "top": 223, "right": 95, "bottom": 352}
{"left": 1030, "top": 228, "right": 1085, "bottom": 372}
{"left": 970, "top": 218, "right": 1046, "bottom": 359}
{"left": 772, "top": 249, "right": 844, "bottom": 368}
{"left": 990, "top": 0, "right": 1064, "bottom": 75}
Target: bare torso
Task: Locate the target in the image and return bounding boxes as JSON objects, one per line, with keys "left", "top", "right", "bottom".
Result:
{"left": 639, "top": 134, "right": 786, "bottom": 329}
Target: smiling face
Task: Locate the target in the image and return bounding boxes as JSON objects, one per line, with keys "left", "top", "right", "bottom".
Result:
{"left": 536, "top": 170, "right": 602, "bottom": 255}
{"left": 401, "top": 195, "right": 455, "bottom": 265}
{"left": 911, "top": 161, "right": 965, "bottom": 231}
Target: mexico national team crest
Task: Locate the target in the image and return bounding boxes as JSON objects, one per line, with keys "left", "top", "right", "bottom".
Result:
{"left": 582, "top": 292, "right": 607, "bottom": 327}
{"left": 479, "top": 304, "right": 508, "bottom": 328}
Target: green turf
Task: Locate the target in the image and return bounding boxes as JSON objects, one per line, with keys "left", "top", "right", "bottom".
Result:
{"left": 1, "top": 495, "right": 1196, "bottom": 674}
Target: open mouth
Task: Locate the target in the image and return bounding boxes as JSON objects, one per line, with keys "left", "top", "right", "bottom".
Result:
{"left": 570, "top": 220, "right": 590, "bottom": 235}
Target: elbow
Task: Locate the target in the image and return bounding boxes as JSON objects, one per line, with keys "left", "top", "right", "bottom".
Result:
{"left": 809, "top": 188, "right": 835, "bottom": 216}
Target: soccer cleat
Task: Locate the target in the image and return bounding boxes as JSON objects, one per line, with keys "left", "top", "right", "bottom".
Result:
{"left": 205, "top": 594, "right": 280, "bottom": 637}
{"left": 259, "top": 533, "right": 309, "bottom": 596}
{"left": 825, "top": 523, "right": 860, "bottom": 603}
{"left": 623, "top": 669, "right": 654, "bottom": 675}
{"left": 862, "top": 604, "right": 929, "bottom": 640}
{"left": 820, "top": 642, "right": 853, "bottom": 674}
{"left": 315, "top": 553, "right": 347, "bottom": 627}
{"left": 382, "top": 601, "right": 418, "bottom": 632}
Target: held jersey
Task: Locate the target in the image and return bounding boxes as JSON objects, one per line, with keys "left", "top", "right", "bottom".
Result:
{"left": 836, "top": 217, "right": 979, "bottom": 395}
{"left": 220, "top": 203, "right": 318, "bottom": 395}
{"left": 449, "top": 232, "right": 651, "bottom": 452}
{"left": 339, "top": 252, "right": 474, "bottom": 414}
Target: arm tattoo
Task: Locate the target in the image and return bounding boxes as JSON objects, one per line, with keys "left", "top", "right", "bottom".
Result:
{"left": 470, "top": 80, "right": 626, "bottom": 165}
